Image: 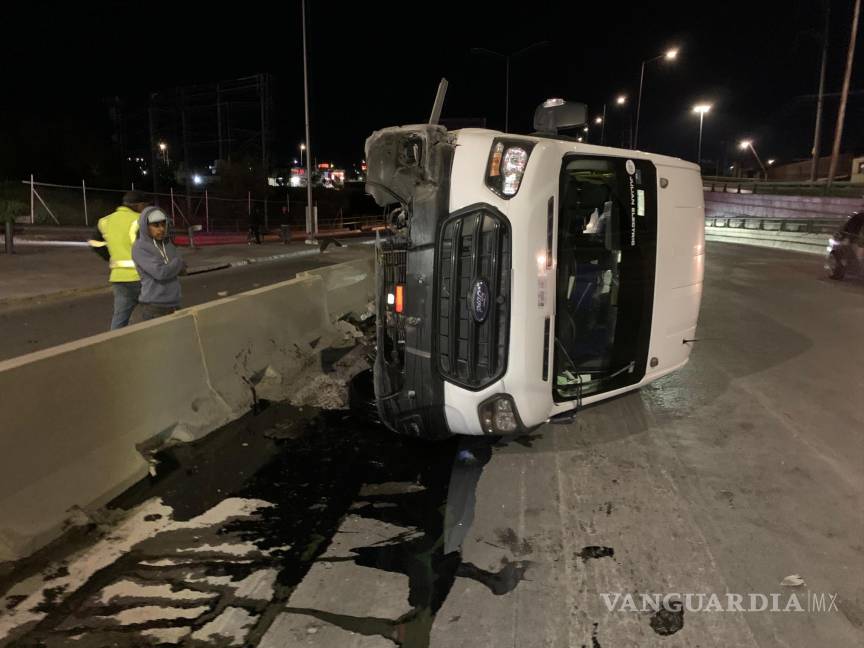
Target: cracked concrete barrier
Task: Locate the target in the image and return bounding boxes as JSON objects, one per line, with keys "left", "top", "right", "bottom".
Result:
{"left": 297, "top": 256, "right": 375, "bottom": 322}
{"left": 0, "top": 314, "right": 227, "bottom": 562}
{"left": 190, "top": 256, "right": 374, "bottom": 414}
{"left": 190, "top": 273, "right": 334, "bottom": 413}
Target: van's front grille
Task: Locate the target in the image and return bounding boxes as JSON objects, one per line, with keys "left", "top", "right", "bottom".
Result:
{"left": 438, "top": 208, "right": 511, "bottom": 389}
{"left": 377, "top": 239, "right": 408, "bottom": 381}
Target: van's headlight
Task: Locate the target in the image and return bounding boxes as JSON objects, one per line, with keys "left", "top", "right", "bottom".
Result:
{"left": 485, "top": 139, "right": 535, "bottom": 199}
{"left": 478, "top": 394, "right": 524, "bottom": 434}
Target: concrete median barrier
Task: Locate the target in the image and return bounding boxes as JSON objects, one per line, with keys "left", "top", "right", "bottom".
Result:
{"left": 0, "top": 314, "right": 227, "bottom": 562}
{"left": 706, "top": 226, "right": 828, "bottom": 255}
{"left": 0, "top": 258, "right": 375, "bottom": 562}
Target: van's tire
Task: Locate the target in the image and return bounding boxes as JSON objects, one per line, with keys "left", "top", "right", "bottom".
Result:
{"left": 826, "top": 253, "right": 846, "bottom": 280}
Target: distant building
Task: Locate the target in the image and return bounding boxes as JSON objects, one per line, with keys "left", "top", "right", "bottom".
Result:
{"left": 851, "top": 156, "right": 864, "bottom": 185}
{"left": 768, "top": 153, "right": 855, "bottom": 182}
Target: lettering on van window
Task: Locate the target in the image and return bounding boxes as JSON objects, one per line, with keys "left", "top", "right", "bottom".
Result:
{"left": 628, "top": 174, "right": 637, "bottom": 246}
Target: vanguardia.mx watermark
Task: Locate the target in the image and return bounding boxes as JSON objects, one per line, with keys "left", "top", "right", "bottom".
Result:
{"left": 601, "top": 592, "right": 840, "bottom": 614}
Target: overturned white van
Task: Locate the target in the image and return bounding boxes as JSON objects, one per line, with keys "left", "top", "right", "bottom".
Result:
{"left": 365, "top": 100, "right": 704, "bottom": 438}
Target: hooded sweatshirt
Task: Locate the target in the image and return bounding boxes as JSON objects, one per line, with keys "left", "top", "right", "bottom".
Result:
{"left": 131, "top": 209, "right": 186, "bottom": 306}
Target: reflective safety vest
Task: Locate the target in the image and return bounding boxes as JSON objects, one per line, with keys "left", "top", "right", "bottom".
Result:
{"left": 90, "top": 207, "right": 141, "bottom": 283}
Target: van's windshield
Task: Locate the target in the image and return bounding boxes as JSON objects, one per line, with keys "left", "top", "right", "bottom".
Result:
{"left": 553, "top": 155, "right": 658, "bottom": 401}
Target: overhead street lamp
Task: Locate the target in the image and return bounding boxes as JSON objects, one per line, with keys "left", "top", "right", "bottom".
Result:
{"left": 158, "top": 142, "right": 168, "bottom": 163}
{"left": 739, "top": 139, "right": 768, "bottom": 179}
{"left": 470, "top": 41, "right": 551, "bottom": 132}
{"left": 635, "top": 47, "right": 679, "bottom": 148}
{"left": 299, "top": 143, "right": 306, "bottom": 167}
{"left": 691, "top": 103, "right": 712, "bottom": 168}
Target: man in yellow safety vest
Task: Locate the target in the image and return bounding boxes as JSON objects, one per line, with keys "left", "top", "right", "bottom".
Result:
{"left": 88, "top": 190, "right": 150, "bottom": 329}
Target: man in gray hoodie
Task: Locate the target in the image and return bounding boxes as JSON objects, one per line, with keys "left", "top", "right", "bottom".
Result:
{"left": 131, "top": 207, "right": 187, "bottom": 321}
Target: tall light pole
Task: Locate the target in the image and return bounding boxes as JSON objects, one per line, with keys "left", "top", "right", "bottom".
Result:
{"left": 739, "top": 139, "right": 768, "bottom": 179}
{"left": 810, "top": 0, "right": 831, "bottom": 182}
{"left": 594, "top": 115, "right": 605, "bottom": 145}
{"left": 635, "top": 47, "right": 678, "bottom": 149}
{"left": 692, "top": 104, "right": 712, "bottom": 169}
{"left": 301, "top": 0, "right": 316, "bottom": 241}
{"left": 299, "top": 143, "right": 306, "bottom": 167}
{"left": 615, "top": 94, "right": 631, "bottom": 148}
{"left": 470, "top": 41, "right": 550, "bottom": 132}
{"left": 827, "top": 0, "right": 861, "bottom": 186}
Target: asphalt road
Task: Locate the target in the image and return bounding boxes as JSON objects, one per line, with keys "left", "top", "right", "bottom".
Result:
{"left": 1, "top": 242, "right": 862, "bottom": 647}
{"left": 0, "top": 246, "right": 372, "bottom": 362}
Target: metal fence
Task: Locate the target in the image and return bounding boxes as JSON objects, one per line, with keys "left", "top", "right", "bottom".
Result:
{"left": 12, "top": 177, "right": 383, "bottom": 233}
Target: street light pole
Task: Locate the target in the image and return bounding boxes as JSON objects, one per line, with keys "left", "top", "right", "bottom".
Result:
{"left": 635, "top": 59, "right": 647, "bottom": 149}
{"left": 740, "top": 140, "right": 768, "bottom": 179}
{"left": 301, "top": 0, "right": 316, "bottom": 241}
{"left": 810, "top": 0, "right": 831, "bottom": 182}
{"left": 634, "top": 48, "right": 678, "bottom": 149}
{"left": 692, "top": 104, "right": 712, "bottom": 169}
{"left": 698, "top": 112, "right": 705, "bottom": 165}
{"left": 470, "top": 41, "right": 550, "bottom": 133}
{"left": 505, "top": 56, "right": 510, "bottom": 132}
{"left": 827, "top": 0, "right": 861, "bottom": 186}
{"left": 614, "top": 95, "right": 629, "bottom": 148}
{"left": 599, "top": 106, "right": 607, "bottom": 145}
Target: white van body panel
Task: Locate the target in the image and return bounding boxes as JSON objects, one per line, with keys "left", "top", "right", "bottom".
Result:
{"left": 444, "top": 130, "right": 704, "bottom": 434}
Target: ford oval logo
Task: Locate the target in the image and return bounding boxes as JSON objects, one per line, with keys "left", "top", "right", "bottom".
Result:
{"left": 469, "top": 279, "right": 491, "bottom": 323}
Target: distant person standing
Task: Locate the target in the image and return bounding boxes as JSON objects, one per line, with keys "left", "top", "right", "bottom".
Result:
{"left": 248, "top": 206, "right": 263, "bottom": 245}
{"left": 131, "top": 207, "right": 186, "bottom": 321}
{"left": 88, "top": 190, "right": 149, "bottom": 329}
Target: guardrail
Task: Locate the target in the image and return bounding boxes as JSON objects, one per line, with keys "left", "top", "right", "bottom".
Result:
{"left": 705, "top": 217, "right": 836, "bottom": 255}
{"left": 706, "top": 216, "right": 844, "bottom": 234}
{"left": 702, "top": 176, "right": 863, "bottom": 199}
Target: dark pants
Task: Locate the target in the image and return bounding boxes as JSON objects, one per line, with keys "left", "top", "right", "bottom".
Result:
{"left": 141, "top": 304, "right": 178, "bottom": 321}
{"left": 111, "top": 281, "right": 141, "bottom": 330}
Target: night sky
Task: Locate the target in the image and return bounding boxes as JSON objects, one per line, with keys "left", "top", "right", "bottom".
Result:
{"left": 1, "top": 0, "right": 861, "bottom": 185}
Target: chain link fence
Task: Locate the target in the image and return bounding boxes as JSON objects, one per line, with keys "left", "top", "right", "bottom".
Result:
{"left": 4, "top": 178, "right": 382, "bottom": 233}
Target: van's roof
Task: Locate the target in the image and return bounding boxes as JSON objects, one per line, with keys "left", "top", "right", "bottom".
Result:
{"left": 452, "top": 127, "right": 700, "bottom": 172}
